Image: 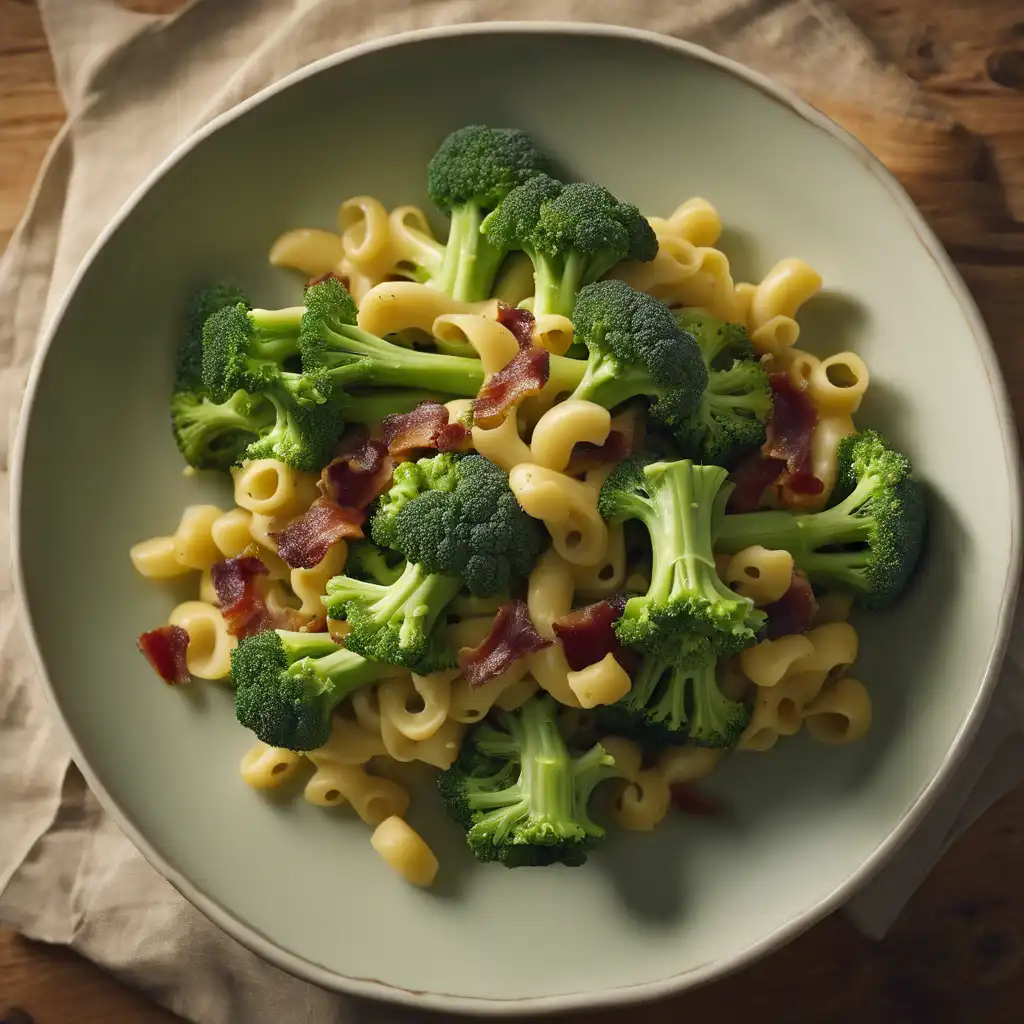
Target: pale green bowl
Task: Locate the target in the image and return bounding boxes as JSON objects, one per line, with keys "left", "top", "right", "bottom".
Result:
{"left": 12, "top": 22, "right": 1021, "bottom": 1017}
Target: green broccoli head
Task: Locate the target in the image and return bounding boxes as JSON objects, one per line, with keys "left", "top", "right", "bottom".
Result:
{"left": 671, "top": 310, "right": 771, "bottom": 467}
{"left": 479, "top": 173, "right": 564, "bottom": 252}
{"left": 200, "top": 302, "right": 317, "bottom": 402}
{"left": 240, "top": 386, "right": 340, "bottom": 472}
{"left": 596, "top": 644, "right": 749, "bottom": 749}
{"left": 599, "top": 457, "right": 766, "bottom": 659}
{"left": 175, "top": 282, "right": 250, "bottom": 392}
{"left": 675, "top": 308, "right": 755, "bottom": 370}
{"left": 170, "top": 388, "right": 273, "bottom": 471}
{"left": 715, "top": 429, "right": 926, "bottom": 609}
{"left": 424, "top": 126, "right": 553, "bottom": 303}
{"left": 481, "top": 176, "right": 658, "bottom": 319}
{"left": 372, "top": 454, "right": 545, "bottom": 596}
{"left": 427, "top": 125, "right": 553, "bottom": 213}
{"left": 547, "top": 280, "right": 708, "bottom": 418}
{"left": 535, "top": 182, "right": 657, "bottom": 268}
{"left": 232, "top": 630, "right": 388, "bottom": 751}
{"left": 437, "top": 694, "right": 627, "bottom": 867}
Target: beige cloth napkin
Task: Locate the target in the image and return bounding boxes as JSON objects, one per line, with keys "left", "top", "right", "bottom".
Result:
{"left": 1, "top": 1, "right": 1017, "bottom": 1021}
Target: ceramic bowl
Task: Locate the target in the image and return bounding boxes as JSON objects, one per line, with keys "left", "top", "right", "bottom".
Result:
{"left": 13, "top": 22, "right": 1021, "bottom": 1016}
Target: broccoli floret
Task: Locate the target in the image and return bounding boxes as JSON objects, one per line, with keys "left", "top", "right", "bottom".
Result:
{"left": 344, "top": 539, "right": 405, "bottom": 585}
{"left": 298, "top": 277, "right": 486, "bottom": 398}
{"left": 596, "top": 643, "right": 749, "bottom": 749}
{"left": 324, "top": 561, "right": 463, "bottom": 672}
{"left": 672, "top": 310, "right": 772, "bottom": 468}
{"left": 543, "top": 281, "right": 707, "bottom": 422}
{"left": 424, "top": 125, "right": 553, "bottom": 301}
{"left": 482, "top": 177, "right": 657, "bottom": 319}
{"left": 675, "top": 309, "right": 755, "bottom": 370}
{"left": 715, "top": 430, "right": 926, "bottom": 608}
{"left": 438, "top": 695, "right": 626, "bottom": 867}
{"left": 599, "top": 457, "right": 765, "bottom": 659}
{"left": 371, "top": 453, "right": 546, "bottom": 597}
{"left": 232, "top": 630, "right": 393, "bottom": 751}
{"left": 170, "top": 388, "right": 273, "bottom": 471}
{"left": 200, "top": 302, "right": 342, "bottom": 470}
{"left": 171, "top": 283, "right": 266, "bottom": 470}
{"left": 176, "top": 282, "right": 250, "bottom": 392}
{"left": 239, "top": 387, "right": 339, "bottom": 471}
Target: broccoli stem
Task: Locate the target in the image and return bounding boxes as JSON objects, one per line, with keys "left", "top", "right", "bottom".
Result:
{"left": 367, "top": 561, "right": 463, "bottom": 648}
{"left": 436, "top": 203, "right": 507, "bottom": 303}
{"left": 469, "top": 698, "right": 574, "bottom": 828}
{"left": 336, "top": 388, "right": 453, "bottom": 424}
{"left": 247, "top": 307, "right": 305, "bottom": 361}
{"left": 287, "top": 645, "right": 390, "bottom": 699}
{"left": 322, "top": 323, "right": 485, "bottom": 395}
{"left": 716, "top": 474, "right": 877, "bottom": 556}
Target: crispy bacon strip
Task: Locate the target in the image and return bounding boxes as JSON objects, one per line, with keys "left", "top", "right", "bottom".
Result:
{"left": 271, "top": 498, "right": 365, "bottom": 569}
{"left": 497, "top": 303, "right": 536, "bottom": 349}
{"left": 763, "top": 571, "right": 818, "bottom": 640}
{"left": 320, "top": 438, "right": 393, "bottom": 510}
{"left": 474, "top": 306, "right": 549, "bottom": 429}
{"left": 726, "top": 374, "right": 824, "bottom": 511}
{"left": 458, "top": 599, "right": 551, "bottom": 688}
{"left": 436, "top": 421, "right": 471, "bottom": 452}
{"left": 670, "top": 783, "right": 723, "bottom": 817}
{"left": 552, "top": 595, "right": 631, "bottom": 672}
{"left": 210, "top": 555, "right": 271, "bottom": 638}
{"left": 382, "top": 402, "right": 450, "bottom": 453}
{"left": 766, "top": 373, "right": 823, "bottom": 497}
{"left": 137, "top": 625, "right": 190, "bottom": 685}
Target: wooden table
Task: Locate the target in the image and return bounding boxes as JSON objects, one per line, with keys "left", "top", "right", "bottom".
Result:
{"left": 2, "top": 1, "right": 1023, "bottom": 1021}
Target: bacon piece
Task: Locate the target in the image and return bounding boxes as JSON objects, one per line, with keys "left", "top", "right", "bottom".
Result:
{"left": 458, "top": 599, "right": 551, "bottom": 688}
{"left": 211, "top": 555, "right": 271, "bottom": 638}
{"left": 271, "top": 498, "right": 365, "bottom": 569}
{"left": 320, "top": 438, "right": 393, "bottom": 510}
{"left": 382, "top": 402, "right": 450, "bottom": 453}
{"left": 727, "top": 453, "right": 785, "bottom": 513}
{"left": 728, "top": 374, "right": 825, "bottom": 512}
{"left": 565, "top": 430, "right": 630, "bottom": 476}
{"left": 137, "top": 625, "right": 190, "bottom": 685}
{"left": 765, "top": 373, "right": 823, "bottom": 497}
{"left": 763, "top": 571, "right": 818, "bottom": 640}
{"left": 670, "top": 783, "right": 723, "bottom": 817}
{"left": 552, "top": 595, "right": 632, "bottom": 672}
{"left": 497, "top": 303, "right": 536, "bottom": 349}
{"left": 436, "top": 421, "right": 471, "bottom": 452}
{"left": 474, "top": 307, "right": 550, "bottom": 429}
{"left": 473, "top": 347, "right": 550, "bottom": 429}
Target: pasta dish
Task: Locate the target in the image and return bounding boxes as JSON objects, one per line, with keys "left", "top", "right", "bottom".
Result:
{"left": 131, "top": 126, "right": 926, "bottom": 887}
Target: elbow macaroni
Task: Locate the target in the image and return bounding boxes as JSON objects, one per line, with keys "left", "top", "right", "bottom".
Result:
{"left": 168, "top": 601, "right": 235, "bottom": 680}
{"left": 371, "top": 817, "right": 439, "bottom": 888}
{"left": 509, "top": 463, "right": 609, "bottom": 567}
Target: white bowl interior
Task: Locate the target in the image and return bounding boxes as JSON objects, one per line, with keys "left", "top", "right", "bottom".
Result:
{"left": 16, "top": 27, "right": 1017, "bottom": 1012}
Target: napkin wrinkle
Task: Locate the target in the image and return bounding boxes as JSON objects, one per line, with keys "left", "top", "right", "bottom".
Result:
{"left": 0, "top": 0, "right": 1018, "bottom": 1021}
{"left": 38, "top": 0, "right": 160, "bottom": 117}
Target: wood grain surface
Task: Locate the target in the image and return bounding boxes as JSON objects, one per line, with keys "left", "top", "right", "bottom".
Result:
{"left": 2, "top": 1, "right": 1023, "bottom": 1021}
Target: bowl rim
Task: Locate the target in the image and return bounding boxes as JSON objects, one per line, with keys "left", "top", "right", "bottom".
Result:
{"left": 10, "top": 18, "right": 1023, "bottom": 1016}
